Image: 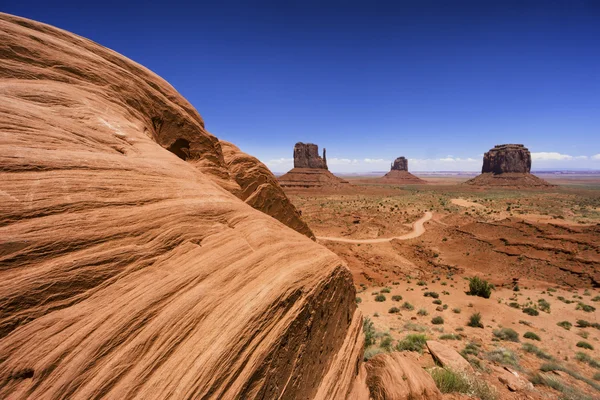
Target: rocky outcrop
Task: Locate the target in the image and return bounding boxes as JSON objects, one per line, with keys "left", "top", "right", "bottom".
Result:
{"left": 363, "top": 353, "right": 442, "bottom": 400}
{"left": 466, "top": 144, "right": 552, "bottom": 187}
{"left": 279, "top": 142, "right": 350, "bottom": 189}
{"left": 220, "top": 141, "right": 315, "bottom": 239}
{"left": 482, "top": 144, "right": 531, "bottom": 174}
{"left": 426, "top": 341, "right": 474, "bottom": 374}
{"left": 391, "top": 156, "right": 408, "bottom": 171}
{"left": 0, "top": 13, "right": 364, "bottom": 399}
{"left": 379, "top": 156, "right": 426, "bottom": 184}
{"left": 294, "top": 142, "right": 328, "bottom": 169}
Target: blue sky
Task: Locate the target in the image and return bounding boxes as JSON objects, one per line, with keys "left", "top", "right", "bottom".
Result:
{"left": 3, "top": 0, "right": 599, "bottom": 172}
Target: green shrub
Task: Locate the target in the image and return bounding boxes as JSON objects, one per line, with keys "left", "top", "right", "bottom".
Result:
{"left": 523, "top": 331, "right": 540, "bottom": 341}
{"left": 363, "top": 317, "right": 376, "bottom": 347}
{"left": 429, "top": 368, "right": 497, "bottom": 399}
{"left": 402, "top": 301, "right": 414, "bottom": 311}
{"left": 417, "top": 308, "right": 429, "bottom": 316}
{"left": 592, "top": 296, "right": 600, "bottom": 302}
{"left": 391, "top": 295, "right": 403, "bottom": 301}
{"left": 388, "top": 307, "right": 400, "bottom": 314}
{"left": 594, "top": 372, "right": 600, "bottom": 381}
{"left": 537, "top": 298, "right": 551, "bottom": 313}
{"left": 523, "top": 307, "right": 539, "bottom": 316}
{"left": 557, "top": 321, "right": 572, "bottom": 330}
{"left": 440, "top": 333, "right": 461, "bottom": 340}
{"left": 363, "top": 346, "right": 386, "bottom": 361}
{"left": 396, "top": 334, "right": 427, "bottom": 353}
{"left": 452, "top": 308, "right": 461, "bottom": 314}
{"left": 355, "top": 297, "right": 362, "bottom": 304}
{"left": 576, "top": 341, "right": 594, "bottom": 350}
{"left": 508, "top": 302, "right": 520, "bottom": 309}
{"left": 380, "top": 287, "right": 391, "bottom": 293}
{"left": 486, "top": 347, "right": 519, "bottom": 367}
{"left": 432, "top": 316, "right": 444, "bottom": 325}
{"left": 417, "top": 280, "right": 427, "bottom": 286}
{"left": 467, "top": 312, "right": 483, "bottom": 328}
{"left": 493, "top": 328, "right": 519, "bottom": 342}
{"left": 424, "top": 291, "right": 439, "bottom": 299}
{"left": 375, "top": 294, "right": 386, "bottom": 302}
{"left": 467, "top": 276, "right": 493, "bottom": 298}
{"left": 432, "top": 299, "right": 442, "bottom": 305}
{"left": 575, "top": 352, "right": 600, "bottom": 369}
{"left": 380, "top": 334, "right": 393, "bottom": 351}
{"left": 522, "top": 343, "right": 553, "bottom": 360}
{"left": 576, "top": 319, "right": 600, "bottom": 329}
{"left": 576, "top": 303, "right": 596, "bottom": 313}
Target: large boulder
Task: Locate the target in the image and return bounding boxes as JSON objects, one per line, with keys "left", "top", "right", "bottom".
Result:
{"left": 482, "top": 144, "right": 531, "bottom": 174}
{"left": 0, "top": 13, "right": 363, "bottom": 399}
{"left": 426, "top": 341, "right": 474, "bottom": 374}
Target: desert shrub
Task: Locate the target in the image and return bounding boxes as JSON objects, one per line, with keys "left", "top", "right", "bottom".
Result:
{"left": 523, "top": 332, "right": 540, "bottom": 341}
{"left": 467, "top": 312, "right": 483, "bottom": 328}
{"left": 363, "top": 317, "right": 376, "bottom": 347}
{"left": 424, "top": 291, "right": 439, "bottom": 299}
{"left": 402, "top": 301, "right": 414, "bottom": 310}
{"left": 519, "top": 320, "right": 532, "bottom": 326}
{"left": 391, "top": 295, "right": 403, "bottom": 301}
{"left": 380, "top": 334, "right": 393, "bottom": 351}
{"left": 375, "top": 294, "right": 386, "bottom": 302}
{"left": 540, "top": 362, "right": 600, "bottom": 393}
{"left": 428, "top": 367, "right": 470, "bottom": 393}
{"left": 576, "top": 341, "right": 594, "bottom": 350}
{"left": 439, "top": 333, "right": 461, "bottom": 340}
{"left": 380, "top": 287, "right": 391, "bottom": 293}
{"left": 537, "top": 298, "right": 551, "bottom": 313}
{"left": 403, "top": 322, "right": 427, "bottom": 332}
{"left": 594, "top": 372, "right": 600, "bottom": 381}
{"left": 467, "top": 276, "right": 493, "bottom": 298}
{"left": 557, "top": 321, "right": 572, "bottom": 330}
{"left": 417, "top": 308, "right": 429, "bottom": 316}
{"left": 508, "top": 302, "right": 520, "bottom": 309}
{"left": 388, "top": 307, "right": 400, "bottom": 314}
{"left": 417, "top": 280, "right": 427, "bottom": 286}
{"left": 576, "top": 319, "right": 600, "bottom": 329}
{"left": 575, "top": 352, "right": 600, "bottom": 369}
{"left": 576, "top": 302, "right": 596, "bottom": 313}
{"left": 431, "top": 316, "right": 444, "bottom": 325}
{"left": 363, "top": 346, "right": 386, "bottom": 361}
{"left": 523, "top": 307, "right": 539, "bottom": 316}
{"left": 396, "top": 334, "right": 427, "bottom": 353}
{"left": 452, "top": 308, "right": 461, "bottom": 314}
{"left": 355, "top": 297, "right": 362, "bottom": 304}
{"left": 522, "top": 343, "right": 553, "bottom": 360}
{"left": 592, "top": 296, "right": 600, "bottom": 302}
{"left": 432, "top": 299, "right": 442, "bottom": 305}
{"left": 493, "top": 328, "right": 519, "bottom": 342}
{"left": 486, "top": 347, "right": 519, "bottom": 367}
{"left": 461, "top": 342, "right": 481, "bottom": 357}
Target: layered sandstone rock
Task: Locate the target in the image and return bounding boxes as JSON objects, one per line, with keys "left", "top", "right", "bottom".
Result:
{"left": 379, "top": 156, "right": 426, "bottom": 184}
{"left": 279, "top": 143, "right": 350, "bottom": 189}
{"left": 0, "top": 13, "right": 366, "bottom": 399}
{"left": 466, "top": 144, "right": 552, "bottom": 187}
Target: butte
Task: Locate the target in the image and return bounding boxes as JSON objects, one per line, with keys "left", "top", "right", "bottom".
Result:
{"left": 377, "top": 156, "right": 426, "bottom": 184}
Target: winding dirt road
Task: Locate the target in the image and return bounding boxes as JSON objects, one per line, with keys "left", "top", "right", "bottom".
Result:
{"left": 316, "top": 212, "right": 433, "bottom": 244}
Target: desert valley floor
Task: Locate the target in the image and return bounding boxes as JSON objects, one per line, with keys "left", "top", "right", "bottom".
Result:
{"left": 284, "top": 174, "right": 600, "bottom": 399}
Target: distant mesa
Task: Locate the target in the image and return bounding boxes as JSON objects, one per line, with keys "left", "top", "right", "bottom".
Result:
{"left": 466, "top": 144, "right": 552, "bottom": 187}
{"left": 378, "top": 156, "right": 426, "bottom": 184}
{"left": 279, "top": 142, "right": 350, "bottom": 189}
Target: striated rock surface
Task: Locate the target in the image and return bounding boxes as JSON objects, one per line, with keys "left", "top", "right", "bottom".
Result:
{"left": 379, "top": 156, "right": 426, "bottom": 184}
{"left": 466, "top": 144, "right": 551, "bottom": 187}
{"left": 294, "top": 142, "right": 328, "bottom": 169}
{"left": 482, "top": 144, "right": 530, "bottom": 174}
{"left": 363, "top": 353, "right": 442, "bottom": 400}
{"left": 0, "top": 13, "right": 365, "bottom": 399}
{"left": 220, "top": 141, "right": 315, "bottom": 239}
{"left": 279, "top": 142, "right": 350, "bottom": 189}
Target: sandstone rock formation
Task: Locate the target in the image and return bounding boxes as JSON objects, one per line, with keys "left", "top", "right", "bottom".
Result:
{"left": 279, "top": 143, "right": 350, "bottom": 189}
{"left": 294, "top": 142, "right": 328, "bottom": 169}
{"left": 0, "top": 13, "right": 369, "bottom": 399}
{"left": 220, "top": 141, "right": 315, "bottom": 239}
{"left": 466, "top": 144, "right": 552, "bottom": 187}
{"left": 426, "top": 341, "right": 474, "bottom": 374}
{"left": 379, "top": 156, "right": 426, "bottom": 184}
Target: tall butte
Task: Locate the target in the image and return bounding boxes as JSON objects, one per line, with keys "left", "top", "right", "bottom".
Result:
{"left": 278, "top": 142, "right": 350, "bottom": 189}
{"left": 378, "top": 156, "right": 426, "bottom": 184}
{"left": 0, "top": 12, "right": 445, "bottom": 400}
{"left": 466, "top": 144, "right": 552, "bottom": 187}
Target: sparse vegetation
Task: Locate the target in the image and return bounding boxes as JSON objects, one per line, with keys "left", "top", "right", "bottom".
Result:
{"left": 388, "top": 307, "right": 400, "bottom": 314}
{"left": 575, "top": 352, "right": 600, "bottom": 369}
{"left": 402, "top": 301, "right": 414, "bottom": 311}
{"left": 576, "top": 319, "right": 600, "bottom": 329}
{"left": 467, "top": 312, "right": 483, "bottom": 328}
{"left": 431, "top": 316, "right": 444, "bottom": 325}
{"left": 467, "top": 276, "right": 493, "bottom": 299}
{"left": 523, "top": 332, "right": 540, "bottom": 341}
{"left": 557, "top": 321, "right": 572, "bottom": 330}
{"left": 428, "top": 367, "right": 497, "bottom": 400}
{"left": 380, "top": 287, "right": 391, "bottom": 293}
{"left": 522, "top": 307, "right": 539, "bottom": 316}
{"left": 391, "top": 295, "right": 402, "bottom": 301}
{"left": 395, "top": 334, "right": 427, "bottom": 353}
{"left": 522, "top": 343, "right": 553, "bottom": 360}
{"left": 452, "top": 308, "right": 461, "bottom": 314}
{"left": 486, "top": 347, "right": 519, "bottom": 367}
{"left": 537, "top": 298, "right": 551, "bottom": 313}
{"left": 424, "top": 291, "right": 439, "bottom": 299}
{"left": 439, "top": 333, "right": 461, "bottom": 340}
{"left": 576, "top": 302, "right": 596, "bottom": 312}
{"left": 576, "top": 341, "right": 593, "bottom": 350}
{"left": 493, "top": 327, "right": 519, "bottom": 342}
{"left": 417, "top": 308, "right": 429, "bottom": 316}
{"left": 374, "top": 294, "right": 386, "bottom": 302}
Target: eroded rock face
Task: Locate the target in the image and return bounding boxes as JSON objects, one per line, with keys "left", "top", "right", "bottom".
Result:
{"left": 482, "top": 144, "right": 531, "bottom": 174}
{"left": 390, "top": 157, "right": 408, "bottom": 171}
{"left": 294, "top": 142, "right": 328, "bottom": 169}
{"left": 0, "top": 13, "right": 363, "bottom": 399}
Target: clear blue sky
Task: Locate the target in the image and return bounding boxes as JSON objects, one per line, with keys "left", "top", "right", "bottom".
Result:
{"left": 3, "top": 0, "right": 599, "bottom": 172}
